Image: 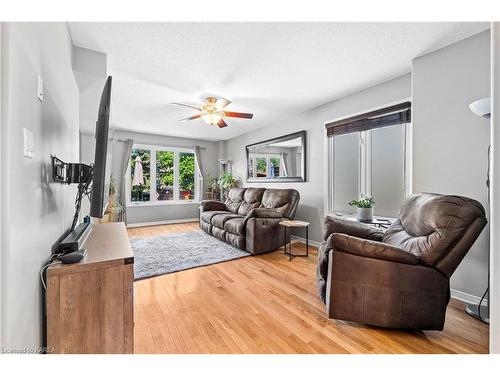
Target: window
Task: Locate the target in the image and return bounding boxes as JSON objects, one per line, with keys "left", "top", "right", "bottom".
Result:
{"left": 326, "top": 102, "right": 411, "bottom": 218}
{"left": 249, "top": 154, "right": 282, "bottom": 178}
{"left": 130, "top": 148, "right": 151, "bottom": 202}
{"left": 178, "top": 152, "right": 195, "bottom": 200}
{"left": 156, "top": 150, "right": 174, "bottom": 201}
{"left": 127, "top": 144, "right": 198, "bottom": 205}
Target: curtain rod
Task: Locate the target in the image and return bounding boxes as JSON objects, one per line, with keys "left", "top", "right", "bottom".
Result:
{"left": 115, "top": 138, "right": 206, "bottom": 150}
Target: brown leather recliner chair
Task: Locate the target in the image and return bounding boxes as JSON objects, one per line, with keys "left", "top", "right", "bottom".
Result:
{"left": 317, "top": 193, "right": 487, "bottom": 330}
{"left": 200, "top": 187, "right": 300, "bottom": 255}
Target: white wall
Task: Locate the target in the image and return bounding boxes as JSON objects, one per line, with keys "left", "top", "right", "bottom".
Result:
{"left": 226, "top": 74, "right": 411, "bottom": 242}
{"left": 80, "top": 129, "right": 221, "bottom": 225}
{"left": 0, "top": 23, "right": 79, "bottom": 351}
{"left": 413, "top": 30, "right": 490, "bottom": 299}
{"left": 0, "top": 21, "right": 4, "bottom": 349}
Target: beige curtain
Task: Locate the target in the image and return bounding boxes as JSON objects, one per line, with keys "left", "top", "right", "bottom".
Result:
{"left": 193, "top": 146, "right": 204, "bottom": 200}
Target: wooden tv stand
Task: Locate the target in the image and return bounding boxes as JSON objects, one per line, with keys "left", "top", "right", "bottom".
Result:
{"left": 46, "top": 222, "right": 134, "bottom": 353}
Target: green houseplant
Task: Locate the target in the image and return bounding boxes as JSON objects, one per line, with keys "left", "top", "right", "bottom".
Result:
{"left": 218, "top": 172, "right": 238, "bottom": 201}
{"left": 349, "top": 197, "right": 375, "bottom": 221}
{"left": 204, "top": 173, "right": 220, "bottom": 200}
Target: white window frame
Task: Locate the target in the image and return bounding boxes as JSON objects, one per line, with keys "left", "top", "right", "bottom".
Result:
{"left": 249, "top": 153, "right": 282, "bottom": 178}
{"left": 126, "top": 143, "right": 199, "bottom": 207}
{"left": 326, "top": 122, "right": 412, "bottom": 218}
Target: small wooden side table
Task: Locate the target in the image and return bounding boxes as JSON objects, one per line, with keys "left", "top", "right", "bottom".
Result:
{"left": 279, "top": 220, "right": 310, "bottom": 261}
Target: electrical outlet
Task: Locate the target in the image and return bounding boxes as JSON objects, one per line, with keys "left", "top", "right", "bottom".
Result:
{"left": 23, "top": 128, "right": 34, "bottom": 158}
{"left": 37, "top": 75, "right": 44, "bottom": 102}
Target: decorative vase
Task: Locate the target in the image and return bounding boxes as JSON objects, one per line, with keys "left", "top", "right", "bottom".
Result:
{"left": 356, "top": 207, "right": 373, "bottom": 222}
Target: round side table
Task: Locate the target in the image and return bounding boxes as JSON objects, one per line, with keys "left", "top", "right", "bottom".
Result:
{"left": 279, "top": 220, "right": 310, "bottom": 261}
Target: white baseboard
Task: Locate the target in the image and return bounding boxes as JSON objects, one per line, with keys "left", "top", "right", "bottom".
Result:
{"left": 290, "top": 235, "right": 321, "bottom": 248}
{"left": 126, "top": 218, "right": 198, "bottom": 228}
{"left": 451, "top": 289, "right": 488, "bottom": 306}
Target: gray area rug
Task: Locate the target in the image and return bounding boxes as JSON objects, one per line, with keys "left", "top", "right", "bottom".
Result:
{"left": 130, "top": 229, "right": 250, "bottom": 280}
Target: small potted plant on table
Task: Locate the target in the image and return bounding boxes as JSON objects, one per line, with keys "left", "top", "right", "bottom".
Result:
{"left": 349, "top": 197, "right": 375, "bottom": 222}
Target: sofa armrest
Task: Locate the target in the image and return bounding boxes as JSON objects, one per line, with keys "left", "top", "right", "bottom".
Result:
{"left": 329, "top": 233, "right": 418, "bottom": 265}
{"left": 245, "top": 216, "right": 285, "bottom": 255}
{"left": 246, "top": 208, "right": 283, "bottom": 219}
{"left": 199, "top": 200, "right": 227, "bottom": 212}
{"left": 323, "top": 216, "right": 384, "bottom": 242}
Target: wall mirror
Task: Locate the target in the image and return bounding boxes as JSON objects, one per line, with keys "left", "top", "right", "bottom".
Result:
{"left": 246, "top": 131, "right": 306, "bottom": 183}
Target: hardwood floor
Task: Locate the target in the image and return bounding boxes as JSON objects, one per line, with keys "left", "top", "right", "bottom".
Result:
{"left": 129, "top": 222, "right": 489, "bottom": 354}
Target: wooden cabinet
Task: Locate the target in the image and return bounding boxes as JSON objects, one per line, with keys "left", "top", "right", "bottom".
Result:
{"left": 46, "top": 222, "right": 134, "bottom": 353}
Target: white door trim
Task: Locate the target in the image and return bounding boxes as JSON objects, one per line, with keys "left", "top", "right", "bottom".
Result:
{"left": 0, "top": 21, "right": 4, "bottom": 350}
{"left": 490, "top": 21, "right": 500, "bottom": 354}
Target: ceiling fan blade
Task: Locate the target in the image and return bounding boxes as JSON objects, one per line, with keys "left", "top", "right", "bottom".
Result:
{"left": 223, "top": 111, "right": 253, "bottom": 119}
{"left": 179, "top": 114, "right": 203, "bottom": 122}
{"left": 171, "top": 102, "right": 202, "bottom": 111}
{"left": 216, "top": 118, "right": 228, "bottom": 128}
{"left": 215, "top": 97, "right": 231, "bottom": 110}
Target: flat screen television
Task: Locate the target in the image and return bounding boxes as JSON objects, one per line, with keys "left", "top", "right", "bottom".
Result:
{"left": 90, "top": 76, "right": 112, "bottom": 218}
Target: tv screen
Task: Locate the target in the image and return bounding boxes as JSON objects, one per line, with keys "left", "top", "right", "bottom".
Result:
{"left": 90, "top": 76, "right": 112, "bottom": 218}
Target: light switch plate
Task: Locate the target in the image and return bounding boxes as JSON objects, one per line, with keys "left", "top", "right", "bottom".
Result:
{"left": 37, "top": 75, "right": 44, "bottom": 102}
{"left": 23, "top": 128, "right": 34, "bottom": 158}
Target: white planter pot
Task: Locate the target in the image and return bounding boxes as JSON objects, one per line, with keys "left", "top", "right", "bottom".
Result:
{"left": 356, "top": 207, "right": 373, "bottom": 222}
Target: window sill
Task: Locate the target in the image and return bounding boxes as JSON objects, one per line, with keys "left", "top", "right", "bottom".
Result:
{"left": 127, "top": 200, "right": 199, "bottom": 208}
{"left": 330, "top": 211, "right": 397, "bottom": 222}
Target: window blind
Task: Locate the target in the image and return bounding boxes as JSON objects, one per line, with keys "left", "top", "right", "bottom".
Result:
{"left": 326, "top": 101, "right": 411, "bottom": 137}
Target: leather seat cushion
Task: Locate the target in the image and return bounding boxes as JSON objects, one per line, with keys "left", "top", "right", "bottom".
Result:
{"left": 224, "top": 217, "right": 246, "bottom": 236}
{"left": 211, "top": 213, "right": 244, "bottom": 229}
{"left": 212, "top": 227, "right": 226, "bottom": 242}
{"left": 201, "top": 210, "right": 228, "bottom": 224}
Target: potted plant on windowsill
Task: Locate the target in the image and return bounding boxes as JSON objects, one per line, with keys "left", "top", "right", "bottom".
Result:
{"left": 349, "top": 197, "right": 375, "bottom": 222}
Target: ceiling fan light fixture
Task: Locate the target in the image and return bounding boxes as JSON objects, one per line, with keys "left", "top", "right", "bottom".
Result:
{"left": 202, "top": 113, "right": 223, "bottom": 125}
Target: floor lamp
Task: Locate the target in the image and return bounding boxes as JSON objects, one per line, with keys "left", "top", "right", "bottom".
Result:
{"left": 467, "top": 97, "right": 491, "bottom": 324}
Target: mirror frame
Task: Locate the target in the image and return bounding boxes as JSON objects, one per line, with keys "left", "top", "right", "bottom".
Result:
{"left": 246, "top": 130, "right": 306, "bottom": 183}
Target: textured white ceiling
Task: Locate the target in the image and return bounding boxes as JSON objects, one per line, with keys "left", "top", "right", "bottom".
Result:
{"left": 68, "top": 22, "right": 489, "bottom": 141}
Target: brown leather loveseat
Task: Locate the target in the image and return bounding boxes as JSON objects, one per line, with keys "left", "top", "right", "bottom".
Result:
{"left": 317, "top": 193, "right": 487, "bottom": 330}
{"left": 200, "top": 187, "right": 300, "bottom": 254}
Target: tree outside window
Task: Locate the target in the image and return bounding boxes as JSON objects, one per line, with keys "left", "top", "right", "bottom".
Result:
{"left": 156, "top": 151, "right": 174, "bottom": 200}
{"left": 256, "top": 157, "right": 267, "bottom": 177}
{"left": 270, "top": 157, "right": 280, "bottom": 177}
{"left": 179, "top": 152, "right": 195, "bottom": 200}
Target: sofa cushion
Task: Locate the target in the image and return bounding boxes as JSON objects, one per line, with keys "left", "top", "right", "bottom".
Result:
{"left": 224, "top": 188, "right": 246, "bottom": 213}
{"left": 200, "top": 221, "right": 212, "bottom": 235}
{"left": 211, "top": 212, "right": 244, "bottom": 229}
{"left": 224, "top": 217, "right": 246, "bottom": 236}
{"left": 201, "top": 210, "right": 227, "bottom": 224}
{"left": 260, "top": 189, "right": 300, "bottom": 219}
{"left": 238, "top": 188, "right": 265, "bottom": 216}
{"left": 212, "top": 227, "right": 226, "bottom": 242}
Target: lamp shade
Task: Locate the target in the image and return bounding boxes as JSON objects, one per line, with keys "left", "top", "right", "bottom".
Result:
{"left": 469, "top": 97, "right": 491, "bottom": 119}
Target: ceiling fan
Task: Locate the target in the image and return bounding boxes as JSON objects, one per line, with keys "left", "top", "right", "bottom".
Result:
{"left": 171, "top": 96, "right": 253, "bottom": 128}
